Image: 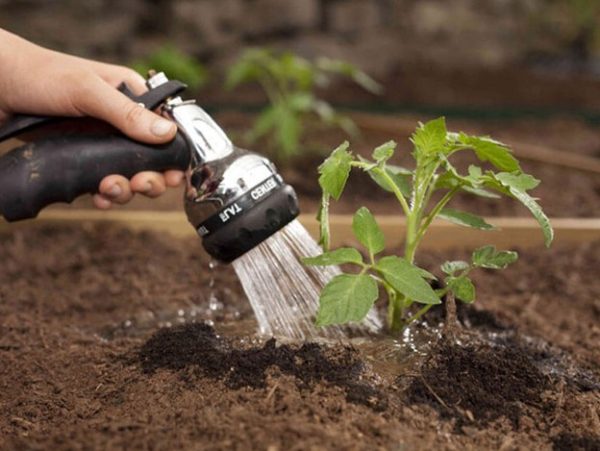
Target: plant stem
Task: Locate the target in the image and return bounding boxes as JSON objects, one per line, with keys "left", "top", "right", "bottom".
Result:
{"left": 405, "top": 304, "right": 434, "bottom": 325}
{"left": 415, "top": 187, "right": 460, "bottom": 243}
{"left": 375, "top": 167, "right": 411, "bottom": 217}
{"left": 443, "top": 291, "right": 458, "bottom": 342}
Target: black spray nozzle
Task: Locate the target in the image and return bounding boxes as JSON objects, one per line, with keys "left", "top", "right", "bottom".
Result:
{"left": 200, "top": 181, "right": 299, "bottom": 262}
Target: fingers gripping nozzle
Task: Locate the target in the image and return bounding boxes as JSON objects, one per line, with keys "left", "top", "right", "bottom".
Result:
{"left": 154, "top": 74, "right": 299, "bottom": 262}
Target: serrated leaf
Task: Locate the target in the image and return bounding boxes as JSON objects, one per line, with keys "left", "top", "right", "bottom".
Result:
{"left": 366, "top": 166, "right": 412, "bottom": 197}
{"left": 472, "top": 245, "right": 519, "bottom": 269}
{"left": 441, "top": 260, "right": 470, "bottom": 275}
{"left": 372, "top": 140, "right": 396, "bottom": 162}
{"left": 438, "top": 208, "right": 496, "bottom": 230}
{"left": 507, "top": 188, "right": 553, "bottom": 247}
{"left": 460, "top": 134, "right": 520, "bottom": 172}
{"left": 495, "top": 172, "right": 540, "bottom": 192}
{"left": 446, "top": 276, "right": 476, "bottom": 303}
{"left": 462, "top": 186, "right": 501, "bottom": 199}
{"left": 352, "top": 207, "right": 385, "bottom": 255}
{"left": 481, "top": 172, "right": 554, "bottom": 247}
{"left": 375, "top": 256, "right": 441, "bottom": 305}
{"left": 411, "top": 117, "right": 447, "bottom": 155}
{"left": 303, "top": 247, "right": 363, "bottom": 266}
{"left": 316, "top": 274, "right": 378, "bottom": 326}
{"left": 318, "top": 141, "right": 352, "bottom": 200}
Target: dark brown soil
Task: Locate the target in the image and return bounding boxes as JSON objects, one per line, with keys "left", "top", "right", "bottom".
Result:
{"left": 0, "top": 224, "right": 599, "bottom": 450}
{"left": 406, "top": 341, "right": 550, "bottom": 428}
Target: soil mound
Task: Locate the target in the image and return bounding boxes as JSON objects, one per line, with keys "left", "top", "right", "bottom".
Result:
{"left": 406, "top": 342, "right": 549, "bottom": 428}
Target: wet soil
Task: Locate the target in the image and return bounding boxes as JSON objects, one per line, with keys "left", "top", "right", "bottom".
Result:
{"left": 0, "top": 224, "right": 599, "bottom": 450}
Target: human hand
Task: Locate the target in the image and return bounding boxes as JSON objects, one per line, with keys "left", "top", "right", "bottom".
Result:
{"left": 0, "top": 29, "right": 185, "bottom": 209}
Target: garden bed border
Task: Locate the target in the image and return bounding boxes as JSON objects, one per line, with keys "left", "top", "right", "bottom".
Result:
{"left": 2, "top": 210, "right": 599, "bottom": 250}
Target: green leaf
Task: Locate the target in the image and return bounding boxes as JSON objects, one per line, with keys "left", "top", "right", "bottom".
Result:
{"left": 417, "top": 267, "right": 438, "bottom": 281}
{"left": 315, "top": 57, "right": 382, "bottom": 94}
{"left": 460, "top": 134, "right": 520, "bottom": 172}
{"left": 366, "top": 166, "right": 412, "bottom": 197}
{"left": 411, "top": 117, "right": 447, "bottom": 155}
{"left": 372, "top": 140, "right": 396, "bottom": 162}
{"left": 375, "top": 256, "right": 441, "bottom": 305}
{"left": 495, "top": 172, "right": 540, "bottom": 192}
{"left": 303, "top": 247, "right": 363, "bottom": 266}
{"left": 438, "top": 208, "right": 496, "bottom": 230}
{"left": 462, "top": 186, "right": 501, "bottom": 199}
{"left": 472, "top": 245, "right": 519, "bottom": 269}
{"left": 133, "top": 44, "right": 208, "bottom": 90}
{"left": 316, "top": 274, "right": 379, "bottom": 326}
{"left": 288, "top": 92, "right": 313, "bottom": 112}
{"left": 249, "top": 107, "right": 277, "bottom": 141}
{"left": 352, "top": 207, "right": 385, "bottom": 255}
{"left": 481, "top": 172, "right": 553, "bottom": 247}
{"left": 441, "top": 260, "right": 470, "bottom": 275}
{"left": 446, "top": 276, "right": 476, "bottom": 303}
{"left": 507, "top": 188, "right": 554, "bottom": 247}
{"left": 318, "top": 141, "right": 352, "bottom": 200}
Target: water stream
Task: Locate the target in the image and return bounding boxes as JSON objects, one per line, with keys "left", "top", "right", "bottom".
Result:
{"left": 232, "top": 219, "right": 382, "bottom": 341}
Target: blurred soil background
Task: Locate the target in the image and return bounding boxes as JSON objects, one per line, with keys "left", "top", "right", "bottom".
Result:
{"left": 1, "top": 0, "right": 599, "bottom": 215}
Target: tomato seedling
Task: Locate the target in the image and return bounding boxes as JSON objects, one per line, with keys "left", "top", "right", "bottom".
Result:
{"left": 304, "top": 117, "right": 553, "bottom": 333}
{"left": 226, "top": 48, "right": 380, "bottom": 162}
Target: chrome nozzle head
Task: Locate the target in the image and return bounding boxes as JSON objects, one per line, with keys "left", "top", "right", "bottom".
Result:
{"left": 162, "top": 94, "right": 299, "bottom": 262}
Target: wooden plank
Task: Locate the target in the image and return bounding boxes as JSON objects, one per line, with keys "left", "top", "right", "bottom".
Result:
{"left": 2, "top": 210, "right": 599, "bottom": 250}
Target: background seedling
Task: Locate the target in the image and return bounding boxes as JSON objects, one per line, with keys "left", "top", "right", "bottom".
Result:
{"left": 226, "top": 48, "right": 381, "bottom": 163}
{"left": 132, "top": 44, "right": 208, "bottom": 90}
{"left": 305, "top": 118, "right": 554, "bottom": 333}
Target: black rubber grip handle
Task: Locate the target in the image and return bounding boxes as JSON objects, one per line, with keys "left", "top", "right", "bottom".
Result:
{"left": 0, "top": 133, "right": 190, "bottom": 222}
{"left": 0, "top": 80, "right": 187, "bottom": 142}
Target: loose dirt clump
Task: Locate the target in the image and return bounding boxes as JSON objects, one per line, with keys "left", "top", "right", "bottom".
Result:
{"left": 139, "top": 323, "right": 387, "bottom": 411}
{"left": 405, "top": 342, "right": 550, "bottom": 429}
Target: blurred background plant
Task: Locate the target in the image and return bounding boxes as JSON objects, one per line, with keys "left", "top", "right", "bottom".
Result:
{"left": 131, "top": 44, "right": 209, "bottom": 90}
{"left": 225, "top": 48, "right": 381, "bottom": 163}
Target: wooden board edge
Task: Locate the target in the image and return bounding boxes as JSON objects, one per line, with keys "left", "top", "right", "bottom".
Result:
{"left": 2, "top": 210, "right": 599, "bottom": 249}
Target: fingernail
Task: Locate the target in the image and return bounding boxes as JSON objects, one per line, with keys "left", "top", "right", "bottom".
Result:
{"left": 142, "top": 182, "right": 152, "bottom": 193}
{"left": 107, "top": 185, "right": 122, "bottom": 198}
{"left": 151, "top": 118, "right": 175, "bottom": 137}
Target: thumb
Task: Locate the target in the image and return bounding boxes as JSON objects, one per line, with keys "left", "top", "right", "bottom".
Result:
{"left": 75, "top": 75, "right": 177, "bottom": 144}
